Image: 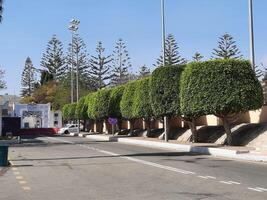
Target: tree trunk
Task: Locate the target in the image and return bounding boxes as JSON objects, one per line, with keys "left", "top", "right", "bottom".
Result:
{"left": 129, "top": 119, "right": 135, "bottom": 136}
{"left": 99, "top": 120, "right": 104, "bottom": 134}
{"left": 164, "top": 116, "right": 169, "bottom": 142}
{"left": 144, "top": 119, "right": 151, "bottom": 137}
{"left": 188, "top": 118, "right": 197, "bottom": 143}
{"left": 222, "top": 117, "right": 232, "bottom": 146}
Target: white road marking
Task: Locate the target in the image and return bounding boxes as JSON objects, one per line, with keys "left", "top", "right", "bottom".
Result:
{"left": 44, "top": 136, "right": 267, "bottom": 194}
{"left": 19, "top": 181, "right": 27, "bottom": 184}
{"left": 228, "top": 181, "right": 241, "bottom": 185}
{"left": 255, "top": 187, "right": 267, "bottom": 192}
{"left": 248, "top": 187, "right": 263, "bottom": 192}
{"left": 45, "top": 137, "right": 195, "bottom": 175}
{"left": 206, "top": 176, "right": 216, "bottom": 179}
{"left": 198, "top": 176, "right": 209, "bottom": 179}
{"left": 22, "top": 186, "right": 31, "bottom": 191}
{"left": 13, "top": 171, "right": 20, "bottom": 175}
{"left": 16, "top": 176, "right": 24, "bottom": 180}
{"left": 12, "top": 167, "right": 18, "bottom": 171}
{"left": 219, "top": 181, "right": 232, "bottom": 185}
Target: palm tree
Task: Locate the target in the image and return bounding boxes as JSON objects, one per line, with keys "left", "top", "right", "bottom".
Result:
{"left": 0, "top": 0, "right": 3, "bottom": 23}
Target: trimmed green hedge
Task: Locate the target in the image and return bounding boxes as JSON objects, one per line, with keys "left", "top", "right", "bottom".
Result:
{"left": 133, "top": 77, "right": 153, "bottom": 119}
{"left": 150, "top": 65, "right": 185, "bottom": 117}
{"left": 91, "top": 88, "right": 111, "bottom": 120}
{"left": 75, "top": 96, "right": 88, "bottom": 119}
{"left": 62, "top": 103, "right": 77, "bottom": 120}
{"left": 180, "top": 59, "right": 263, "bottom": 117}
{"left": 120, "top": 81, "right": 138, "bottom": 120}
{"left": 109, "top": 85, "right": 125, "bottom": 118}
{"left": 87, "top": 93, "right": 97, "bottom": 120}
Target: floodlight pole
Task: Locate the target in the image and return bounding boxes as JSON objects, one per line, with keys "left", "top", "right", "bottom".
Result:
{"left": 249, "top": 0, "right": 255, "bottom": 71}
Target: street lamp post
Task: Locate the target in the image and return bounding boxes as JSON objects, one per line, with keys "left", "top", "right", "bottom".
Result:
{"left": 161, "top": 0, "right": 168, "bottom": 142}
{"left": 248, "top": 0, "right": 255, "bottom": 71}
{"left": 161, "top": 0, "right": 166, "bottom": 66}
{"left": 68, "top": 19, "right": 80, "bottom": 103}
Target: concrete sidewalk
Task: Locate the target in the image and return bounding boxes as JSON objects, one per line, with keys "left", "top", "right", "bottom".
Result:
{"left": 74, "top": 132, "right": 267, "bottom": 162}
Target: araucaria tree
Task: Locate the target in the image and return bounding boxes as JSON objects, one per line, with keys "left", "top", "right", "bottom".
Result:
{"left": 138, "top": 65, "right": 150, "bottom": 78}
{"left": 111, "top": 38, "right": 131, "bottom": 86}
{"left": 0, "top": 67, "right": 6, "bottom": 89}
{"left": 155, "top": 34, "right": 186, "bottom": 67}
{"left": 212, "top": 33, "right": 242, "bottom": 59}
{"left": 66, "top": 34, "right": 89, "bottom": 85}
{"left": 192, "top": 52, "right": 203, "bottom": 62}
{"left": 89, "top": 41, "right": 112, "bottom": 89}
{"left": 21, "top": 57, "right": 36, "bottom": 97}
{"left": 0, "top": 0, "right": 3, "bottom": 23}
{"left": 40, "top": 35, "right": 65, "bottom": 81}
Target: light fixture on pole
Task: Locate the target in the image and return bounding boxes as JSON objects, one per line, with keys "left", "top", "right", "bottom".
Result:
{"left": 68, "top": 18, "right": 80, "bottom": 103}
{"left": 248, "top": 0, "right": 255, "bottom": 71}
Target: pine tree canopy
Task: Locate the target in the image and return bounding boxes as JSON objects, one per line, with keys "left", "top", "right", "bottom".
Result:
{"left": 21, "top": 57, "right": 36, "bottom": 97}
{"left": 192, "top": 52, "right": 204, "bottom": 62}
{"left": 41, "top": 35, "right": 65, "bottom": 81}
{"left": 111, "top": 38, "right": 131, "bottom": 86}
{"left": 0, "top": 0, "right": 3, "bottom": 23}
{"left": 212, "top": 33, "right": 243, "bottom": 59}
{"left": 89, "top": 41, "right": 113, "bottom": 89}
{"left": 154, "top": 34, "right": 186, "bottom": 67}
{"left": 0, "top": 67, "right": 6, "bottom": 89}
{"left": 139, "top": 65, "right": 150, "bottom": 78}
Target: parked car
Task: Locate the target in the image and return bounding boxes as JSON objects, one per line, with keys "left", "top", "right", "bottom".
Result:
{"left": 58, "top": 124, "right": 79, "bottom": 135}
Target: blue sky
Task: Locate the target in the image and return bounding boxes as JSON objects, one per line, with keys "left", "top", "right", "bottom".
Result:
{"left": 0, "top": 0, "right": 267, "bottom": 95}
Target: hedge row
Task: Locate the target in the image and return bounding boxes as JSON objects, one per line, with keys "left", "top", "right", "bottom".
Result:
{"left": 62, "top": 59, "right": 263, "bottom": 144}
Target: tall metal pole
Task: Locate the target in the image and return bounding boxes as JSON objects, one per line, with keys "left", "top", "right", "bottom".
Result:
{"left": 71, "top": 33, "right": 74, "bottom": 103}
{"left": 161, "top": 0, "right": 168, "bottom": 142}
{"left": 161, "top": 0, "right": 166, "bottom": 66}
{"left": 76, "top": 53, "right": 79, "bottom": 103}
{"left": 249, "top": 0, "right": 255, "bottom": 71}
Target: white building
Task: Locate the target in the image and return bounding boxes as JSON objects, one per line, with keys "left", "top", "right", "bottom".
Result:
{"left": 14, "top": 103, "right": 62, "bottom": 129}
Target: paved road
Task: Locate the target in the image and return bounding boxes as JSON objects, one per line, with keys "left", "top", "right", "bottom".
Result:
{"left": 1, "top": 135, "right": 267, "bottom": 200}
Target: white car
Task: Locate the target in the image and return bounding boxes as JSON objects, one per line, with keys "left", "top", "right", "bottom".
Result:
{"left": 58, "top": 124, "right": 79, "bottom": 135}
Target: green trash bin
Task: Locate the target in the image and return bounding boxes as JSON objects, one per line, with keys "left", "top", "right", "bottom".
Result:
{"left": 0, "top": 145, "right": 9, "bottom": 166}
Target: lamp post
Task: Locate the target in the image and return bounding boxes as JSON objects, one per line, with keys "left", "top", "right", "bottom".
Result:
{"left": 248, "top": 0, "right": 255, "bottom": 71}
{"left": 68, "top": 18, "right": 80, "bottom": 103}
{"left": 161, "top": 0, "right": 166, "bottom": 66}
{"left": 161, "top": 0, "right": 168, "bottom": 142}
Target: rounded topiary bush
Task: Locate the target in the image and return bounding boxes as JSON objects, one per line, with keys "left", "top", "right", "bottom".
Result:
{"left": 120, "top": 81, "right": 138, "bottom": 120}
{"left": 150, "top": 65, "right": 185, "bottom": 117}
{"left": 180, "top": 59, "right": 263, "bottom": 145}
{"left": 93, "top": 88, "right": 112, "bottom": 120}
{"left": 76, "top": 96, "right": 88, "bottom": 120}
{"left": 109, "top": 85, "right": 125, "bottom": 118}
{"left": 87, "top": 92, "right": 97, "bottom": 120}
{"left": 133, "top": 77, "right": 153, "bottom": 120}
{"left": 62, "top": 104, "right": 71, "bottom": 120}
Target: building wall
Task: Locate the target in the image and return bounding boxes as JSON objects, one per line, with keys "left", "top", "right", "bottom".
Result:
{"left": 49, "top": 110, "right": 63, "bottom": 128}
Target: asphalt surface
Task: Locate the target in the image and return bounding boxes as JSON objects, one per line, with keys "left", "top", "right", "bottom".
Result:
{"left": 1, "top": 135, "right": 267, "bottom": 200}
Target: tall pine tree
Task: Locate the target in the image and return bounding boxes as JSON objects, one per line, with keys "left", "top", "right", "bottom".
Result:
{"left": 89, "top": 41, "right": 112, "bottom": 89}
{"left": 21, "top": 57, "right": 36, "bottom": 97}
{"left": 192, "top": 52, "right": 203, "bottom": 62}
{"left": 154, "top": 34, "right": 186, "bottom": 67}
{"left": 0, "top": 0, "right": 3, "bottom": 23}
{"left": 65, "top": 34, "right": 89, "bottom": 86}
{"left": 0, "top": 67, "right": 6, "bottom": 89}
{"left": 40, "top": 35, "right": 65, "bottom": 81}
{"left": 212, "top": 33, "right": 242, "bottom": 59}
{"left": 111, "top": 38, "right": 131, "bottom": 86}
{"left": 139, "top": 65, "right": 150, "bottom": 78}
